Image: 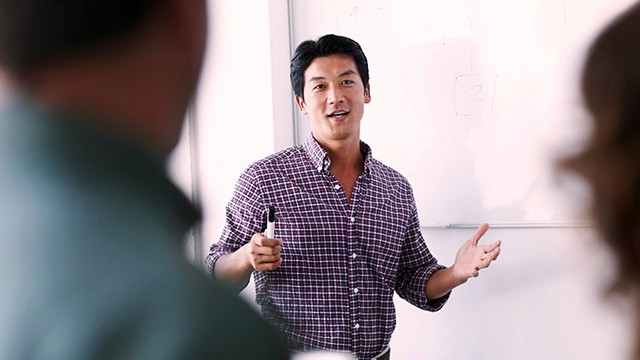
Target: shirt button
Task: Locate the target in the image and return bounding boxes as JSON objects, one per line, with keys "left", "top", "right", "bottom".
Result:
{"left": 350, "top": 217, "right": 355, "bottom": 223}
{"left": 352, "top": 252, "right": 357, "bottom": 259}
{"left": 354, "top": 324, "right": 360, "bottom": 330}
{"left": 353, "top": 288, "right": 359, "bottom": 294}
{"left": 334, "top": 184, "right": 340, "bottom": 190}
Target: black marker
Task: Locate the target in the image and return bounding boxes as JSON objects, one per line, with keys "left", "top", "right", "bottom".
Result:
{"left": 266, "top": 206, "right": 275, "bottom": 238}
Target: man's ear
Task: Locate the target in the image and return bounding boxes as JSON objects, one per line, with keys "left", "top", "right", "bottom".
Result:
{"left": 364, "top": 83, "right": 371, "bottom": 104}
{"left": 295, "top": 95, "right": 307, "bottom": 115}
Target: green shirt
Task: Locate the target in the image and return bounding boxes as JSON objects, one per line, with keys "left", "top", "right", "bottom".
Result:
{"left": 0, "top": 96, "right": 288, "bottom": 359}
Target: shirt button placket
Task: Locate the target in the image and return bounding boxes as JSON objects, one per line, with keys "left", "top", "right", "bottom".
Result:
{"left": 347, "top": 211, "right": 361, "bottom": 354}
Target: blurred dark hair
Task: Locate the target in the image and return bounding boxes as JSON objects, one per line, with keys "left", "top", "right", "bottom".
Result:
{"left": 290, "top": 34, "right": 369, "bottom": 99}
{"left": 560, "top": 1, "right": 640, "bottom": 355}
{"left": 0, "top": 0, "right": 160, "bottom": 74}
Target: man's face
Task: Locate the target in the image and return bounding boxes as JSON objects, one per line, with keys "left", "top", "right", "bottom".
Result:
{"left": 295, "top": 54, "right": 371, "bottom": 146}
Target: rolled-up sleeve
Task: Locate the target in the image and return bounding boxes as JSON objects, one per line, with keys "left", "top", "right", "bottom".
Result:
{"left": 394, "top": 196, "right": 450, "bottom": 311}
{"left": 204, "top": 166, "right": 266, "bottom": 277}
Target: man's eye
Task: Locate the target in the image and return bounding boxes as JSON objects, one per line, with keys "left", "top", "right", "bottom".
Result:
{"left": 343, "top": 80, "right": 354, "bottom": 85}
{"left": 313, "top": 84, "right": 325, "bottom": 90}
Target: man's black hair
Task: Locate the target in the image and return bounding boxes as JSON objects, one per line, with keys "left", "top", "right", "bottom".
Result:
{"left": 290, "top": 34, "right": 369, "bottom": 99}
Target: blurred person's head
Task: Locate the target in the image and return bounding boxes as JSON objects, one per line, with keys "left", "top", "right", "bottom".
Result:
{"left": 561, "top": 1, "right": 640, "bottom": 355}
{"left": 0, "top": 0, "right": 208, "bottom": 157}
{"left": 0, "top": 1, "right": 156, "bottom": 74}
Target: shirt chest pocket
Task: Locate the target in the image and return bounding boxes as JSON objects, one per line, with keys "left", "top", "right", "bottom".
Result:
{"left": 360, "top": 230, "right": 404, "bottom": 289}
{"left": 275, "top": 210, "right": 346, "bottom": 265}
{"left": 357, "top": 203, "right": 408, "bottom": 284}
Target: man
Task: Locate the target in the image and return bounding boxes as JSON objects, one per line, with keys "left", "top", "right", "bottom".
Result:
{"left": 0, "top": 1, "right": 288, "bottom": 359}
{"left": 206, "top": 34, "right": 501, "bottom": 359}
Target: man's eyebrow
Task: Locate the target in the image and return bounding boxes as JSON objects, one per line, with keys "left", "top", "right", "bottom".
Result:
{"left": 338, "top": 70, "right": 357, "bottom": 77}
{"left": 307, "top": 70, "right": 357, "bottom": 83}
{"left": 307, "top": 76, "right": 325, "bottom": 83}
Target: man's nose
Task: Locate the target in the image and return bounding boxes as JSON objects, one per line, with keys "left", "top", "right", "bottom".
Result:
{"left": 327, "top": 85, "right": 344, "bottom": 104}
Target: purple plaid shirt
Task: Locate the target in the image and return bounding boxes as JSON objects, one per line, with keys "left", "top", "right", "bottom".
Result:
{"left": 206, "top": 135, "right": 449, "bottom": 359}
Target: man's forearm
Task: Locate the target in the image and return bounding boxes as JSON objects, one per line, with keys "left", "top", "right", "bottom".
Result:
{"left": 213, "top": 248, "right": 253, "bottom": 291}
{"left": 425, "top": 267, "right": 467, "bottom": 300}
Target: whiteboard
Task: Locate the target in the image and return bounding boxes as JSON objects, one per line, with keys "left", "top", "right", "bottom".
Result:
{"left": 290, "top": 0, "right": 635, "bottom": 227}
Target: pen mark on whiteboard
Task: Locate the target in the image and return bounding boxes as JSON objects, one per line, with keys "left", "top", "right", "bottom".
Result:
{"left": 377, "top": 0, "right": 391, "bottom": 9}
{"left": 350, "top": 6, "right": 359, "bottom": 23}
{"left": 454, "top": 74, "right": 497, "bottom": 117}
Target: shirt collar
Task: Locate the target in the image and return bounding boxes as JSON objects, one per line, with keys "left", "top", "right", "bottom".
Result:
{"left": 302, "top": 135, "right": 330, "bottom": 172}
{"left": 302, "top": 134, "right": 374, "bottom": 176}
{"left": 360, "top": 140, "right": 374, "bottom": 177}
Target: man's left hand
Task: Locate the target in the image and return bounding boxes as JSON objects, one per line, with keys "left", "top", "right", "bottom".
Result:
{"left": 452, "top": 223, "right": 501, "bottom": 280}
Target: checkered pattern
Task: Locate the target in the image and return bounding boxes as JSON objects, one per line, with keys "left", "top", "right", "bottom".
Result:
{"left": 206, "top": 136, "right": 448, "bottom": 360}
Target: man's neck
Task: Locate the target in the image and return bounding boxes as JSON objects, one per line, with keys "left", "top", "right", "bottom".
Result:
{"left": 317, "top": 136, "right": 365, "bottom": 202}
{"left": 318, "top": 136, "right": 363, "bottom": 171}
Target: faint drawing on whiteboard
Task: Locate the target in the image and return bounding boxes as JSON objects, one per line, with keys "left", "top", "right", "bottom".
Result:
{"left": 292, "top": 0, "right": 634, "bottom": 226}
{"left": 377, "top": 0, "right": 392, "bottom": 10}
{"left": 348, "top": 5, "right": 360, "bottom": 24}
{"left": 336, "top": 0, "right": 473, "bottom": 47}
{"left": 454, "top": 74, "right": 497, "bottom": 117}
{"left": 398, "top": 0, "right": 473, "bottom": 47}
{"left": 335, "top": 0, "right": 376, "bottom": 35}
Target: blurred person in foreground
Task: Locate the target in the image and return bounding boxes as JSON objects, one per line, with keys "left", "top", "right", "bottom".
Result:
{"left": 560, "top": 1, "right": 640, "bottom": 358}
{"left": 0, "top": 1, "right": 288, "bottom": 359}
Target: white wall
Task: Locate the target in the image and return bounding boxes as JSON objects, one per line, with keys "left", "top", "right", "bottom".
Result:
{"left": 194, "top": 0, "right": 294, "bottom": 267}
{"left": 174, "top": 0, "right": 633, "bottom": 359}
{"left": 393, "top": 227, "right": 631, "bottom": 359}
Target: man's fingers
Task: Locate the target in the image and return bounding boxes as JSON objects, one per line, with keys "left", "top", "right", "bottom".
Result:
{"left": 248, "top": 233, "right": 284, "bottom": 271}
{"left": 256, "top": 254, "right": 281, "bottom": 265}
{"left": 254, "top": 258, "right": 282, "bottom": 272}
{"left": 483, "top": 240, "right": 501, "bottom": 253}
{"left": 469, "top": 223, "right": 489, "bottom": 246}
{"left": 250, "top": 250, "right": 283, "bottom": 271}
{"left": 253, "top": 234, "right": 283, "bottom": 248}
{"left": 492, "top": 245, "right": 501, "bottom": 260}
{"left": 478, "top": 246, "right": 501, "bottom": 268}
{"left": 262, "top": 252, "right": 282, "bottom": 262}
{"left": 487, "top": 243, "right": 501, "bottom": 261}
{"left": 254, "top": 244, "right": 282, "bottom": 256}
{"left": 468, "top": 236, "right": 501, "bottom": 278}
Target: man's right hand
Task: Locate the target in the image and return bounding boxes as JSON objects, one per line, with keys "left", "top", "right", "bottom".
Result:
{"left": 242, "top": 233, "right": 283, "bottom": 271}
